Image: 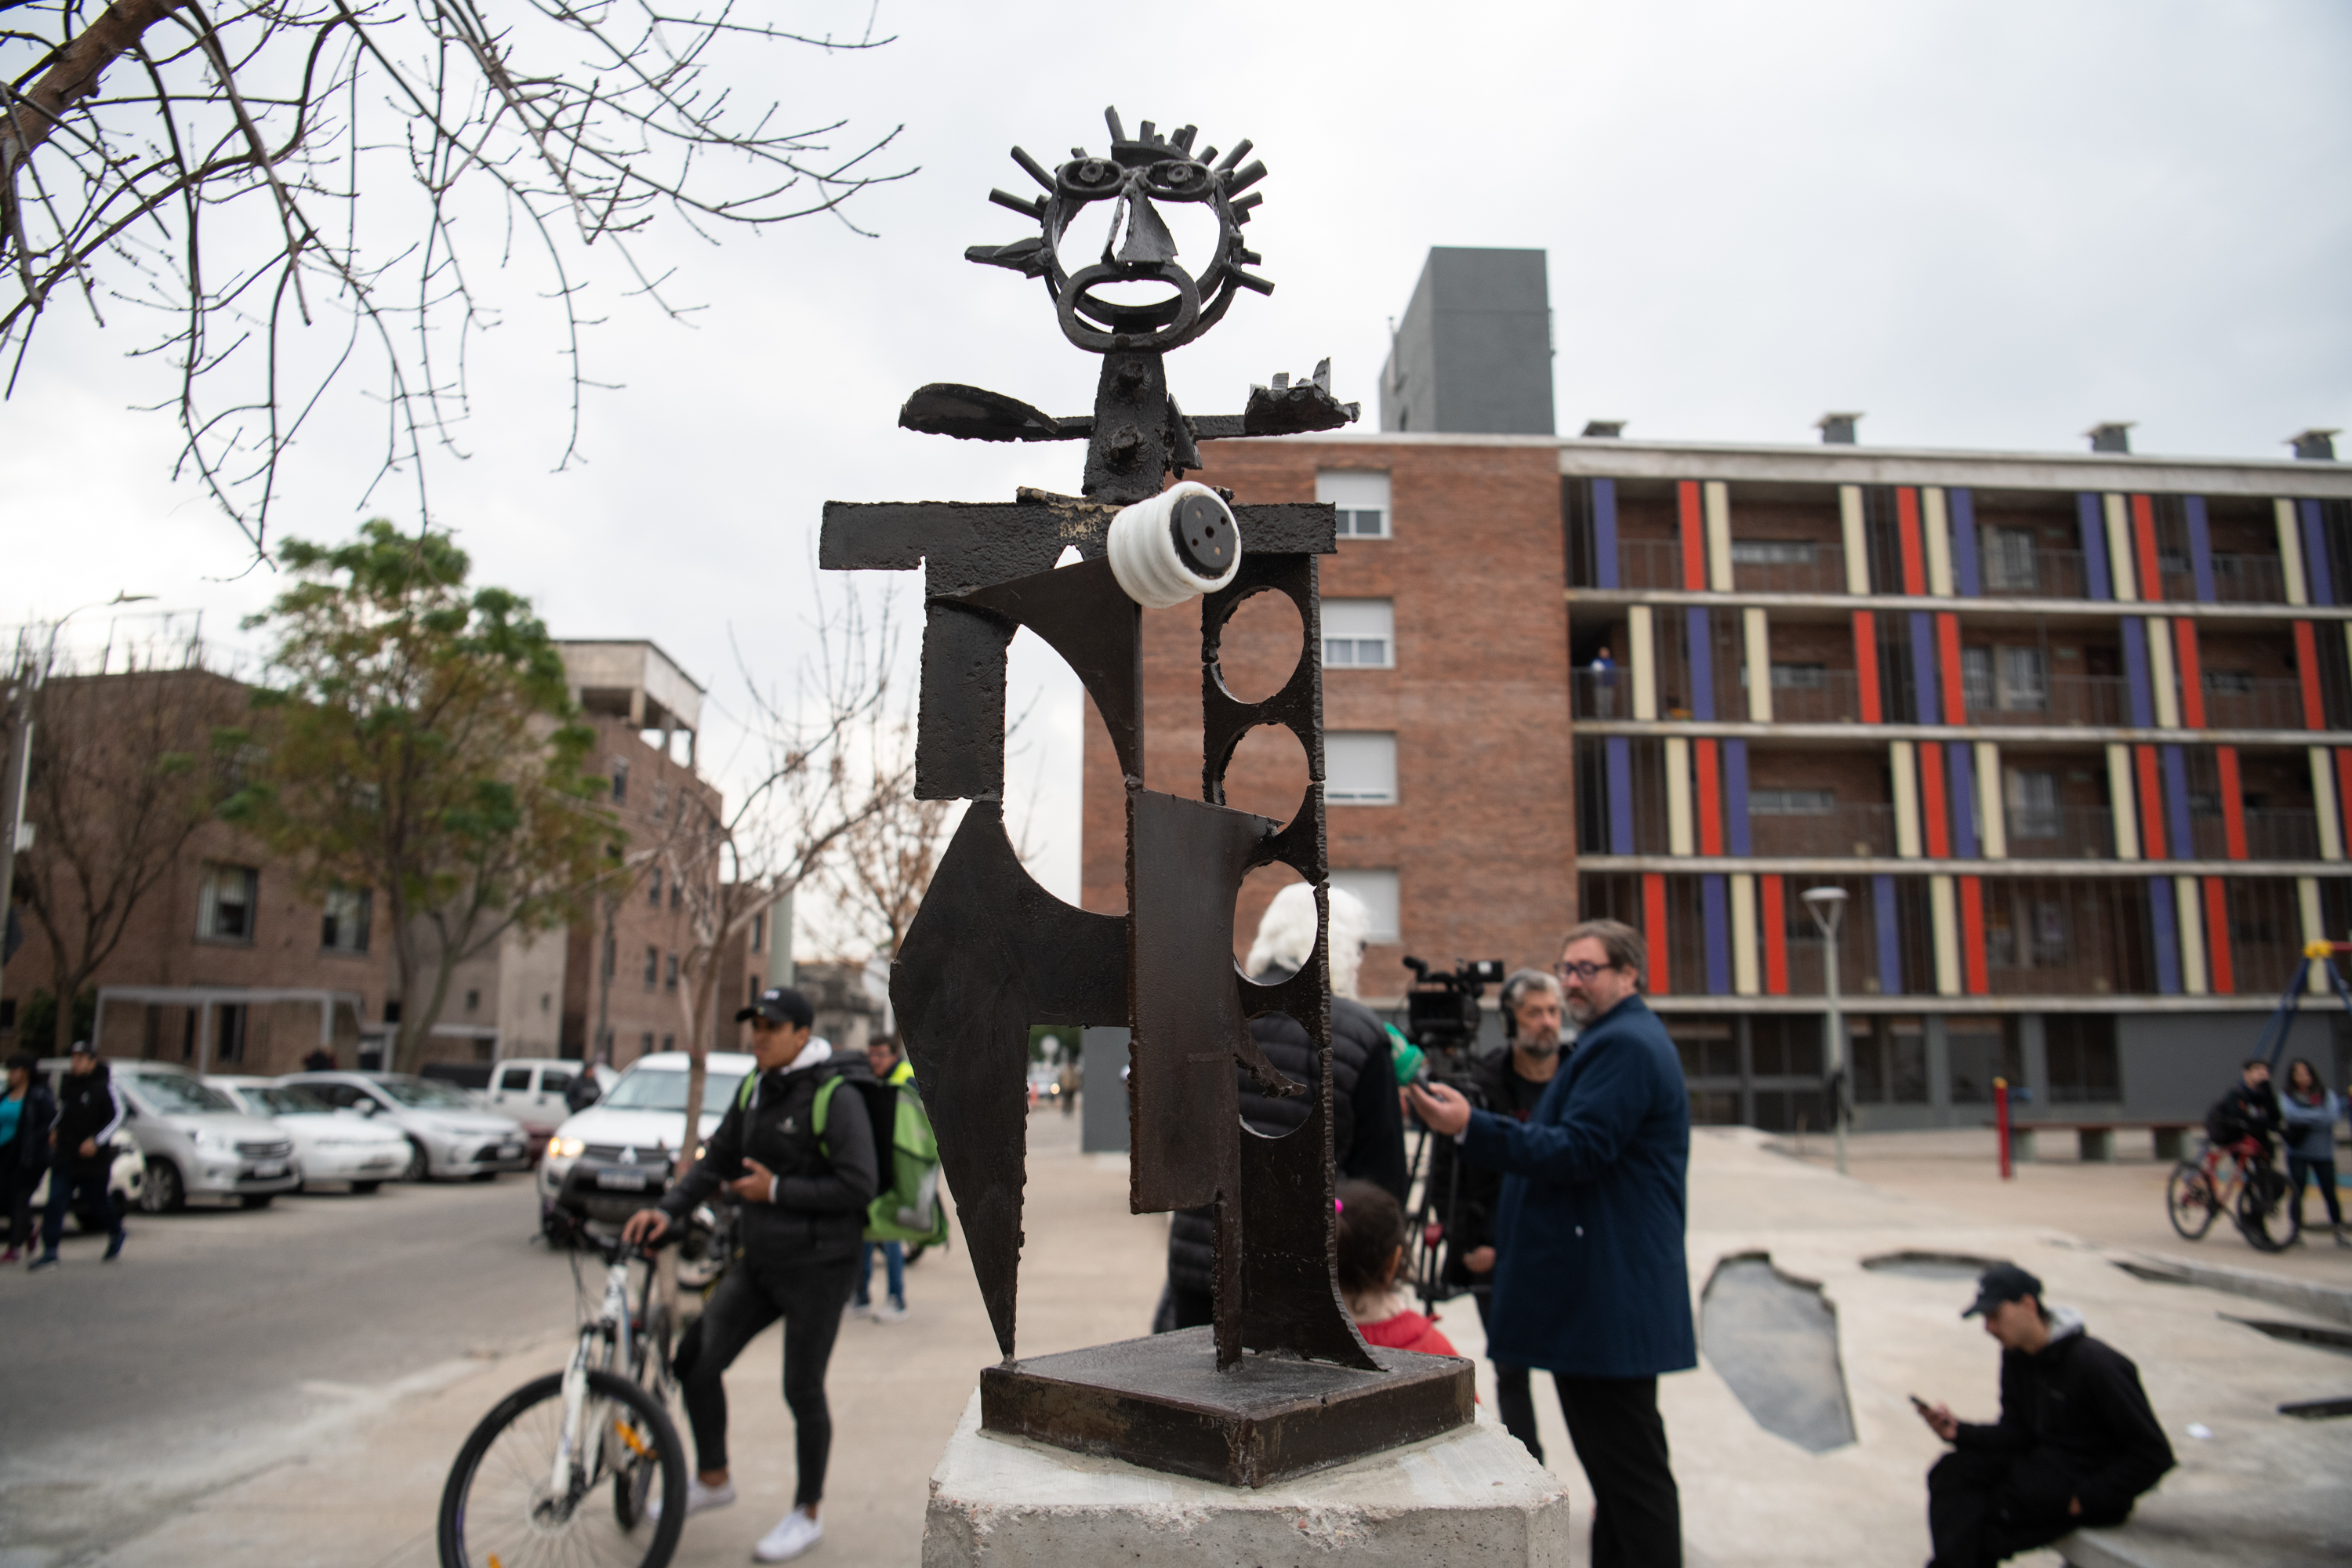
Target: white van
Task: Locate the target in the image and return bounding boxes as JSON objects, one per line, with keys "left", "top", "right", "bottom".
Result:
{"left": 483, "top": 1058, "right": 608, "bottom": 1147}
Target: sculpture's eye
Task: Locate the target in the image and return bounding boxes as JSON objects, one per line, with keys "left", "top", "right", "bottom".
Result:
{"left": 1143, "top": 160, "right": 1212, "bottom": 201}
{"left": 1057, "top": 158, "right": 1123, "bottom": 199}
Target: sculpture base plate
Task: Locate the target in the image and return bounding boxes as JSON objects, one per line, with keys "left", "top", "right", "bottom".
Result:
{"left": 977, "top": 1325, "right": 1476, "bottom": 1487}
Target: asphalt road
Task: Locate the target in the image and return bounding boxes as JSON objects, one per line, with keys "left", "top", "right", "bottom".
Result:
{"left": 0, "top": 1171, "right": 574, "bottom": 1555}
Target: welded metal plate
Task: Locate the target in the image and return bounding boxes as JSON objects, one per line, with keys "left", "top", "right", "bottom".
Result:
{"left": 979, "top": 1327, "right": 1474, "bottom": 1487}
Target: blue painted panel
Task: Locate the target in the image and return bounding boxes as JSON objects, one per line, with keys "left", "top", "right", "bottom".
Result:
{"left": 2162, "top": 745, "right": 2193, "bottom": 862}
{"left": 1873, "top": 875, "right": 1903, "bottom": 996}
{"left": 1909, "top": 613, "right": 1940, "bottom": 724}
{"left": 1606, "top": 737, "right": 1635, "bottom": 854}
{"left": 2149, "top": 877, "right": 2181, "bottom": 995}
{"left": 1686, "top": 607, "right": 1715, "bottom": 720}
{"left": 2078, "top": 493, "right": 2113, "bottom": 600}
{"left": 2121, "top": 616, "right": 2154, "bottom": 728}
{"left": 2183, "top": 496, "right": 2216, "bottom": 603}
{"left": 1726, "top": 740, "right": 1752, "bottom": 857}
{"left": 1594, "top": 479, "right": 1620, "bottom": 590}
{"left": 1951, "top": 489, "right": 1982, "bottom": 597}
{"left": 1702, "top": 874, "right": 1731, "bottom": 995}
{"left": 2300, "top": 499, "right": 2335, "bottom": 606}
{"left": 1947, "top": 742, "right": 1979, "bottom": 858}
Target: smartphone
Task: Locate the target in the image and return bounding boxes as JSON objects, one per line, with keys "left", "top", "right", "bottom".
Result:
{"left": 1908, "top": 1394, "right": 1934, "bottom": 1414}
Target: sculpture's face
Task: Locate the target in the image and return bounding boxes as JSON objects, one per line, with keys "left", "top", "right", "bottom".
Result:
{"left": 1046, "top": 143, "right": 1233, "bottom": 348}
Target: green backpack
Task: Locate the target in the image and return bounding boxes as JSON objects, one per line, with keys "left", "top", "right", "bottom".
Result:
{"left": 736, "top": 1069, "right": 949, "bottom": 1248}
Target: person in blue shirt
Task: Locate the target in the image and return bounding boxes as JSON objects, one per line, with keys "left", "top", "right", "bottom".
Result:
{"left": 1409, "top": 918, "right": 1694, "bottom": 1568}
{"left": 2280, "top": 1058, "right": 2345, "bottom": 1246}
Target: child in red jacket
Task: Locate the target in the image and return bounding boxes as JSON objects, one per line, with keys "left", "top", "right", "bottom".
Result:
{"left": 1335, "top": 1178, "right": 1463, "bottom": 1358}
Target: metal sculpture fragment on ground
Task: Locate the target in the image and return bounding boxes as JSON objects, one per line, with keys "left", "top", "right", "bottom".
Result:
{"left": 818, "top": 108, "right": 1471, "bottom": 1486}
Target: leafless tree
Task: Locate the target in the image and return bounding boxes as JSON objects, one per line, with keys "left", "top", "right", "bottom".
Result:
{"left": 805, "top": 709, "right": 948, "bottom": 962}
{"left": 2, "top": 0, "right": 907, "bottom": 550}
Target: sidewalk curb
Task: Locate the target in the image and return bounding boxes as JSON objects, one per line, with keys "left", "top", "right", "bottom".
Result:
{"left": 2109, "top": 1250, "right": 2352, "bottom": 1327}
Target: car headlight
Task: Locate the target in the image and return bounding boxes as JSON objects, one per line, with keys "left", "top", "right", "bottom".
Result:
{"left": 194, "top": 1130, "right": 237, "bottom": 1156}
{"left": 550, "top": 1136, "right": 584, "bottom": 1159}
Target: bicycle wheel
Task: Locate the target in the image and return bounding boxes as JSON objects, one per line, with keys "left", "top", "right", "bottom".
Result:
{"left": 439, "top": 1368, "right": 686, "bottom": 1568}
{"left": 613, "top": 1303, "right": 674, "bottom": 1530}
{"left": 2234, "top": 1166, "right": 2290, "bottom": 1254}
{"left": 2165, "top": 1161, "right": 2220, "bottom": 1241}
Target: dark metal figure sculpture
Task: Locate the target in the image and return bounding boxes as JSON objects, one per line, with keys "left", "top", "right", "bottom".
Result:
{"left": 819, "top": 108, "right": 1469, "bottom": 1485}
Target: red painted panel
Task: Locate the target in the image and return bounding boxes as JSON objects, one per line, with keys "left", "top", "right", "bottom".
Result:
{"left": 1679, "top": 481, "right": 1706, "bottom": 591}
{"left": 2134, "top": 745, "right": 2167, "bottom": 859}
{"left": 1762, "top": 875, "right": 1789, "bottom": 996}
{"left": 1959, "top": 877, "right": 1988, "bottom": 993}
{"left": 1937, "top": 613, "right": 1965, "bottom": 723}
{"left": 2131, "top": 495, "right": 2162, "bottom": 603}
{"left": 2217, "top": 747, "right": 2249, "bottom": 859}
{"left": 2294, "top": 621, "right": 2325, "bottom": 731}
{"left": 1896, "top": 488, "right": 1926, "bottom": 596}
{"left": 1853, "top": 611, "right": 1882, "bottom": 724}
{"left": 2203, "top": 878, "right": 2235, "bottom": 996}
{"left": 1919, "top": 742, "right": 1951, "bottom": 858}
{"left": 1643, "top": 873, "right": 1670, "bottom": 996}
{"left": 2174, "top": 620, "right": 2206, "bottom": 729}
{"left": 1695, "top": 739, "right": 1724, "bottom": 856}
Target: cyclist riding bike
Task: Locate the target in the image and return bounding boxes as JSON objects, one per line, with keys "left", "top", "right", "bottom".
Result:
{"left": 621, "top": 987, "right": 875, "bottom": 1564}
{"left": 2205, "top": 1058, "right": 2284, "bottom": 1167}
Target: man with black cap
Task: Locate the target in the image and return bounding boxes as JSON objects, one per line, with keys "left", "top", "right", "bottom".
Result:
{"left": 1915, "top": 1262, "right": 2173, "bottom": 1567}
{"left": 622, "top": 986, "right": 877, "bottom": 1563}
{"left": 31, "top": 1041, "right": 128, "bottom": 1272}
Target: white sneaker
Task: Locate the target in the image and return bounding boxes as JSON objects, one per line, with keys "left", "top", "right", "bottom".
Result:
{"left": 844, "top": 1298, "right": 873, "bottom": 1320}
{"left": 872, "top": 1301, "right": 908, "bottom": 1323}
{"left": 648, "top": 1475, "right": 735, "bottom": 1522}
{"left": 753, "top": 1508, "right": 823, "bottom": 1562}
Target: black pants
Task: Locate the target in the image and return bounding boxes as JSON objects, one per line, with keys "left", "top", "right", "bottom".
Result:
{"left": 1474, "top": 1290, "right": 1544, "bottom": 1463}
{"left": 1928, "top": 1448, "right": 2092, "bottom": 1568}
{"left": 2288, "top": 1156, "right": 2343, "bottom": 1229}
{"left": 1558, "top": 1374, "right": 1680, "bottom": 1568}
{"left": 41, "top": 1158, "right": 120, "bottom": 1252}
{"left": 681, "top": 1251, "right": 858, "bottom": 1508}
{"left": 2, "top": 1161, "right": 41, "bottom": 1250}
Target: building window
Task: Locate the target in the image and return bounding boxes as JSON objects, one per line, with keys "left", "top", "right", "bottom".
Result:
{"left": 1327, "top": 732, "right": 1398, "bottom": 804}
{"left": 321, "top": 886, "right": 371, "bottom": 954}
{"left": 670, "top": 879, "right": 682, "bottom": 910}
{"left": 648, "top": 866, "right": 662, "bottom": 906}
{"left": 214, "top": 1003, "right": 248, "bottom": 1066}
{"left": 198, "top": 863, "right": 260, "bottom": 942}
{"left": 1768, "top": 663, "right": 1827, "bottom": 690}
{"left": 664, "top": 954, "right": 679, "bottom": 992}
{"left": 1850, "top": 1018, "right": 1929, "bottom": 1104}
{"left": 1323, "top": 599, "right": 1394, "bottom": 668}
{"left": 1984, "top": 528, "right": 2038, "bottom": 592}
{"left": 611, "top": 757, "right": 629, "bottom": 804}
{"left": 1947, "top": 1021, "right": 2023, "bottom": 1104}
{"left": 1330, "top": 869, "right": 1401, "bottom": 943}
{"left": 2204, "top": 670, "right": 2255, "bottom": 695}
{"left": 1961, "top": 647, "right": 1994, "bottom": 713}
{"left": 1997, "top": 647, "right": 2046, "bottom": 711}
{"left": 1316, "top": 470, "right": 1390, "bottom": 539}
{"left": 644, "top": 946, "right": 659, "bottom": 989}
{"left": 751, "top": 911, "right": 766, "bottom": 953}
{"left": 1750, "top": 788, "right": 1835, "bottom": 816}
{"left": 1730, "top": 539, "right": 1817, "bottom": 565}
{"left": 2006, "top": 771, "right": 2061, "bottom": 840}
{"left": 464, "top": 989, "right": 481, "bottom": 1013}
{"left": 2045, "top": 1014, "right": 2120, "bottom": 1103}
{"left": 641, "top": 1031, "right": 655, "bottom": 1058}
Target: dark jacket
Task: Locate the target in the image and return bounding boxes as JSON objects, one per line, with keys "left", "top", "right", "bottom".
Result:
{"left": 4, "top": 1083, "right": 57, "bottom": 1172}
{"left": 1955, "top": 1308, "right": 2175, "bottom": 1524}
{"left": 659, "top": 1056, "right": 878, "bottom": 1265}
{"left": 1165, "top": 990, "right": 1401, "bottom": 1298}
{"left": 2205, "top": 1080, "right": 2281, "bottom": 1149}
{"left": 53, "top": 1063, "right": 127, "bottom": 1163}
{"left": 1427, "top": 1046, "right": 1551, "bottom": 1290}
{"left": 1459, "top": 993, "right": 1696, "bottom": 1378}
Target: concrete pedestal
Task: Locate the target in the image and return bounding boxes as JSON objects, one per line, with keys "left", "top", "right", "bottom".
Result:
{"left": 924, "top": 1391, "right": 1573, "bottom": 1566}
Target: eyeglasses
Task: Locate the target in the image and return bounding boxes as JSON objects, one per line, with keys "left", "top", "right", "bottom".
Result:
{"left": 1553, "top": 960, "right": 1617, "bottom": 982}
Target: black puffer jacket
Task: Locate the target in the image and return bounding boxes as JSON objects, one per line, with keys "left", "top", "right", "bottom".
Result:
{"left": 1955, "top": 1309, "right": 2174, "bottom": 1523}
{"left": 1165, "top": 986, "right": 1402, "bottom": 1298}
{"left": 52, "top": 1063, "right": 125, "bottom": 1165}
{"left": 659, "top": 1057, "right": 878, "bottom": 1265}
{"left": 4, "top": 1083, "right": 56, "bottom": 1171}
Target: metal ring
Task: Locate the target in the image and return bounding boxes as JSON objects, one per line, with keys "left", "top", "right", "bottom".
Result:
{"left": 1054, "top": 262, "right": 1202, "bottom": 354}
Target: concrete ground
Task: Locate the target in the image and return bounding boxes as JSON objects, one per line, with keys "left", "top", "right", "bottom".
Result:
{"left": 6, "top": 1108, "right": 2350, "bottom": 1566}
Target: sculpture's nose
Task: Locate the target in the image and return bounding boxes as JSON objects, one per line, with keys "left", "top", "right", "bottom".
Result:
{"left": 1110, "top": 182, "right": 1178, "bottom": 266}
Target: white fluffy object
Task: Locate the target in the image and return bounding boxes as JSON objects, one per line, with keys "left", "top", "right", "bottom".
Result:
{"left": 1246, "top": 882, "right": 1370, "bottom": 1000}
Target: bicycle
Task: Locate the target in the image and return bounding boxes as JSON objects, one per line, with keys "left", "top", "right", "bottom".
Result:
{"left": 2165, "top": 1134, "right": 2291, "bottom": 1254}
{"left": 438, "top": 1231, "right": 688, "bottom": 1568}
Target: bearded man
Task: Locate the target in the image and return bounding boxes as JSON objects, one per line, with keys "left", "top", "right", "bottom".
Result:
{"left": 1408, "top": 919, "right": 1695, "bottom": 1568}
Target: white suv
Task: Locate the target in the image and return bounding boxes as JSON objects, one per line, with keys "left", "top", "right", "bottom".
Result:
{"left": 278, "top": 1071, "right": 530, "bottom": 1181}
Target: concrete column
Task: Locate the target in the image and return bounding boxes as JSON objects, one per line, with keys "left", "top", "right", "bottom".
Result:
{"left": 1628, "top": 604, "right": 1657, "bottom": 720}
{"left": 1731, "top": 873, "right": 1760, "bottom": 996}
{"left": 2278, "top": 499, "right": 2310, "bottom": 606}
{"left": 1923, "top": 488, "right": 1955, "bottom": 596}
{"left": 1926, "top": 1014, "right": 1953, "bottom": 1123}
{"left": 1704, "top": 481, "right": 1734, "bottom": 592}
{"left": 1840, "top": 486, "right": 1870, "bottom": 593}
{"left": 2310, "top": 749, "right": 2343, "bottom": 860}
{"left": 1929, "top": 877, "right": 1962, "bottom": 996}
{"left": 1743, "top": 608, "right": 1772, "bottom": 721}
{"left": 1891, "top": 742, "right": 1922, "bottom": 857}
{"left": 2175, "top": 874, "right": 2209, "bottom": 995}
{"left": 1665, "top": 738, "right": 1694, "bottom": 855}
{"left": 1976, "top": 742, "right": 2006, "bottom": 858}
{"left": 2299, "top": 877, "right": 2329, "bottom": 995}
{"left": 2103, "top": 494, "right": 2138, "bottom": 601}
{"left": 2147, "top": 617, "right": 2180, "bottom": 728}
{"left": 2019, "top": 1013, "right": 2049, "bottom": 1109}
{"left": 2107, "top": 745, "right": 2141, "bottom": 860}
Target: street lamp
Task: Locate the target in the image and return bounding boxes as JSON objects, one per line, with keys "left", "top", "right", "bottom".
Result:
{"left": 1799, "top": 886, "right": 1850, "bottom": 1175}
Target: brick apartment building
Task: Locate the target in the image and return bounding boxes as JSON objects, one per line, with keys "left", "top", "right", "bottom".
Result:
{"left": 1080, "top": 245, "right": 2352, "bottom": 1136}
{"left": 2, "top": 641, "right": 749, "bottom": 1076}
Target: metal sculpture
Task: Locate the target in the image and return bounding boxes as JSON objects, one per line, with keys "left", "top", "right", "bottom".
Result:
{"left": 819, "top": 108, "right": 1470, "bottom": 1485}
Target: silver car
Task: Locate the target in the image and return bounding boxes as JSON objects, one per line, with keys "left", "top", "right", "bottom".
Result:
{"left": 207, "top": 1076, "right": 413, "bottom": 1193}
{"left": 43, "top": 1059, "right": 301, "bottom": 1212}
{"left": 278, "top": 1070, "right": 530, "bottom": 1181}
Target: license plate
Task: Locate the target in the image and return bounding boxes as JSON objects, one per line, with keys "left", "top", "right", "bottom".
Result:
{"left": 251, "top": 1162, "right": 287, "bottom": 1178}
{"left": 363, "top": 1156, "right": 398, "bottom": 1168}
{"left": 595, "top": 1171, "right": 649, "bottom": 1191}
{"left": 498, "top": 1145, "right": 522, "bottom": 1160}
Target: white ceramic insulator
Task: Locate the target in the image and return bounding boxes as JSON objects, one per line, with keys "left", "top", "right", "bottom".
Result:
{"left": 1106, "top": 481, "right": 1243, "bottom": 609}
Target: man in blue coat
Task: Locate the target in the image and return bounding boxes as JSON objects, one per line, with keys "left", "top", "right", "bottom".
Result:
{"left": 1409, "top": 918, "right": 1694, "bottom": 1568}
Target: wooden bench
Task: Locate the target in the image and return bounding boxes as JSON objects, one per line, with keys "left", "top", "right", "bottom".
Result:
{"left": 1994, "top": 1121, "right": 2198, "bottom": 1163}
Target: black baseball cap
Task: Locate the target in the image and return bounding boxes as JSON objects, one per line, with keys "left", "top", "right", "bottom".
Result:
{"left": 736, "top": 987, "right": 814, "bottom": 1029}
{"left": 1961, "top": 1262, "right": 2043, "bottom": 1319}
{"left": 67, "top": 1039, "right": 96, "bottom": 1058}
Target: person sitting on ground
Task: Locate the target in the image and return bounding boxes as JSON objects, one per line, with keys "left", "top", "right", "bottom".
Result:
{"left": 1333, "top": 1178, "right": 1461, "bottom": 1359}
{"left": 2205, "top": 1058, "right": 2282, "bottom": 1161}
{"left": 1916, "top": 1263, "right": 2173, "bottom": 1568}
{"left": 2279, "top": 1058, "right": 2346, "bottom": 1247}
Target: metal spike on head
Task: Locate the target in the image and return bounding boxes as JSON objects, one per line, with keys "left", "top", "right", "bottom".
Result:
{"left": 1104, "top": 106, "right": 1127, "bottom": 143}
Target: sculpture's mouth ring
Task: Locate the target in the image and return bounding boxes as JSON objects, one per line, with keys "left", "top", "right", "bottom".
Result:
{"left": 1057, "top": 262, "right": 1200, "bottom": 353}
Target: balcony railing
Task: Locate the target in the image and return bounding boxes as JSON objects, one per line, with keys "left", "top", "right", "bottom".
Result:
{"left": 2161, "top": 555, "right": 2288, "bottom": 605}
{"left": 1748, "top": 805, "right": 1896, "bottom": 858}
{"left": 2200, "top": 679, "right": 2309, "bottom": 731}
{"left": 2004, "top": 805, "right": 2118, "bottom": 860}
{"left": 1606, "top": 539, "right": 2294, "bottom": 610}
{"left": 1980, "top": 548, "right": 2090, "bottom": 599}
{"left": 1958, "top": 675, "right": 2128, "bottom": 728}
{"left": 2189, "top": 808, "right": 2321, "bottom": 862}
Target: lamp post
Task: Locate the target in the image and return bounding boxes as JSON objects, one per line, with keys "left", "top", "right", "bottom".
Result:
{"left": 1800, "top": 886, "right": 1850, "bottom": 1175}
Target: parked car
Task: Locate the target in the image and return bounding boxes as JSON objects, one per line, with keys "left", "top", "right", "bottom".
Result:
{"left": 277, "top": 1071, "right": 530, "bottom": 1181}
{"left": 42, "top": 1058, "right": 299, "bottom": 1212}
{"left": 482, "top": 1058, "right": 608, "bottom": 1153}
{"left": 538, "top": 1051, "right": 751, "bottom": 1236}
{"left": 206, "top": 1076, "right": 412, "bottom": 1193}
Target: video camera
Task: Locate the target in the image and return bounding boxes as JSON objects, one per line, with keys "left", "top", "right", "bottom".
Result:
{"left": 1401, "top": 956, "right": 1507, "bottom": 1055}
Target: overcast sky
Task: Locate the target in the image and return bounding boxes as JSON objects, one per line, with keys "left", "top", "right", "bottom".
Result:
{"left": 5, "top": 1, "right": 2347, "bottom": 951}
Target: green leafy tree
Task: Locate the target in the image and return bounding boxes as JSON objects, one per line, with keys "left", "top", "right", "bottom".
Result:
{"left": 224, "top": 521, "right": 619, "bottom": 1073}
